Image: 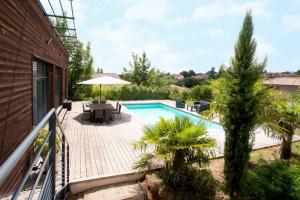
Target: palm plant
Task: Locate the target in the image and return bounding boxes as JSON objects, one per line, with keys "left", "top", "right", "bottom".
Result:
{"left": 133, "top": 116, "right": 216, "bottom": 187}
{"left": 270, "top": 94, "right": 300, "bottom": 160}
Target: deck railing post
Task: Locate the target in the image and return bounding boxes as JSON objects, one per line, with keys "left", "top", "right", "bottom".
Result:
{"left": 62, "top": 132, "right": 66, "bottom": 198}
{"left": 49, "top": 113, "right": 56, "bottom": 199}
{"left": 67, "top": 144, "right": 70, "bottom": 183}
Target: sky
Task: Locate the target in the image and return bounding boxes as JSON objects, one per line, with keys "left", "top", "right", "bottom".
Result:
{"left": 41, "top": 0, "right": 300, "bottom": 74}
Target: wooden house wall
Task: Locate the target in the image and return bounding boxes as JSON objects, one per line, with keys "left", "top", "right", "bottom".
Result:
{"left": 0, "top": 0, "right": 68, "bottom": 194}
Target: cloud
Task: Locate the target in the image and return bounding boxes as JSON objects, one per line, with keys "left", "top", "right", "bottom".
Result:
{"left": 193, "top": 1, "right": 270, "bottom": 21}
{"left": 282, "top": 14, "right": 300, "bottom": 32}
{"left": 198, "top": 28, "right": 225, "bottom": 37}
{"left": 39, "top": 0, "right": 87, "bottom": 28}
{"left": 83, "top": 21, "right": 184, "bottom": 73}
{"left": 255, "top": 36, "right": 275, "bottom": 59}
{"left": 123, "top": 0, "right": 168, "bottom": 22}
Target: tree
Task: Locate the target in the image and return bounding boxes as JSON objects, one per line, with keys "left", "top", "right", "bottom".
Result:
{"left": 176, "top": 77, "right": 205, "bottom": 88}
{"left": 218, "top": 64, "right": 226, "bottom": 78}
{"left": 122, "top": 52, "right": 151, "bottom": 86}
{"left": 180, "top": 70, "right": 188, "bottom": 78}
{"left": 180, "top": 70, "right": 196, "bottom": 78}
{"left": 96, "top": 68, "right": 103, "bottom": 73}
{"left": 55, "top": 18, "right": 94, "bottom": 100}
{"left": 296, "top": 69, "right": 300, "bottom": 75}
{"left": 223, "top": 11, "right": 268, "bottom": 197}
{"left": 187, "top": 69, "right": 196, "bottom": 77}
{"left": 68, "top": 42, "right": 94, "bottom": 100}
{"left": 122, "top": 52, "right": 172, "bottom": 87}
{"left": 133, "top": 116, "right": 215, "bottom": 187}
{"left": 206, "top": 67, "right": 218, "bottom": 79}
{"left": 207, "top": 11, "right": 268, "bottom": 197}
{"left": 147, "top": 68, "right": 173, "bottom": 87}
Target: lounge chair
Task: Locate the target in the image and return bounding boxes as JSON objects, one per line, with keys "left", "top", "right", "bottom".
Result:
{"left": 175, "top": 99, "right": 185, "bottom": 108}
{"left": 195, "top": 100, "right": 210, "bottom": 113}
{"left": 113, "top": 104, "right": 122, "bottom": 119}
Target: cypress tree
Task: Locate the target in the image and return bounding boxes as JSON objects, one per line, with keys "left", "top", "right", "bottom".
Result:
{"left": 223, "top": 11, "right": 266, "bottom": 197}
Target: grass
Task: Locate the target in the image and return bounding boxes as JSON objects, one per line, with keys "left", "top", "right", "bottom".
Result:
{"left": 296, "top": 128, "right": 300, "bottom": 136}
{"left": 207, "top": 141, "right": 300, "bottom": 199}
{"left": 250, "top": 141, "right": 300, "bottom": 164}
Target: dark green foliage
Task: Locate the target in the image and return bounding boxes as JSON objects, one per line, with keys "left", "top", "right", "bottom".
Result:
{"left": 96, "top": 68, "right": 103, "bottom": 73}
{"left": 245, "top": 160, "right": 300, "bottom": 200}
{"left": 222, "top": 11, "right": 266, "bottom": 197}
{"left": 206, "top": 67, "right": 218, "bottom": 79}
{"left": 218, "top": 64, "right": 226, "bottom": 78}
{"left": 191, "top": 85, "right": 213, "bottom": 101}
{"left": 180, "top": 70, "right": 196, "bottom": 78}
{"left": 68, "top": 42, "right": 94, "bottom": 100}
{"left": 176, "top": 77, "right": 205, "bottom": 88}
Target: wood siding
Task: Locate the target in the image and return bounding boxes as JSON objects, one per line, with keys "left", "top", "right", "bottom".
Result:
{"left": 0, "top": 0, "right": 68, "bottom": 194}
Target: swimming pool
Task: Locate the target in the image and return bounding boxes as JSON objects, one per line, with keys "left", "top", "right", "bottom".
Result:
{"left": 123, "top": 103, "right": 223, "bottom": 130}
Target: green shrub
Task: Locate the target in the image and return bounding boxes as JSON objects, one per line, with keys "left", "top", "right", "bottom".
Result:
{"left": 191, "top": 84, "right": 212, "bottom": 101}
{"left": 91, "top": 85, "right": 176, "bottom": 100}
{"left": 245, "top": 160, "right": 300, "bottom": 200}
{"left": 33, "top": 128, "right": 60, "bottom": 159}
{"left": 186, "top": 168, "right": 217, "bottom": 200}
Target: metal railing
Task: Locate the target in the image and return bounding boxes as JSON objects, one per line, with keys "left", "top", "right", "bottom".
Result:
{"left": 0, "top": 108, "right": 70, "bottom": 200}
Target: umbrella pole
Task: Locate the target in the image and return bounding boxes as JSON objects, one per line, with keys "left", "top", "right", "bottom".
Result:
{"left": 99, "top": 84, "right": 101, "bottom": 100}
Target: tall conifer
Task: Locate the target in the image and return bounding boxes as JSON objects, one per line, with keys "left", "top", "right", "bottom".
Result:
{"left": 223, "top": 11, "right": 266, "bottom": 197}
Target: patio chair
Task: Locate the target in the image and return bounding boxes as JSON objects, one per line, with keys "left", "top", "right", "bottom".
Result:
{"left": 82, "top": 103, "right": 91, "bottom": 121}
{"left": 175, "top": 99, "right": 185, "bottom": 108}
{"left": 104, "top": 109, "right": 113, "bottom": 122}
{"left": 94, "top": 109, "right": 104, "bottom": 123}
{"left": 92, "top": 100, "right": 99, "bottom": 104}
{"left": 113, "top": 104, "right": 122, "bottom": 119}
{"left": 114, "top": 102, "right": 120, "bottom": 111}
{"left": 100, "top": 100, "right": 106, "bottom": 104}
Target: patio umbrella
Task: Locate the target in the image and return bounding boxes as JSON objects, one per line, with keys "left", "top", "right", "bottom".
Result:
{"left": 77, "top": 76, "right": 130, "bottom": 100}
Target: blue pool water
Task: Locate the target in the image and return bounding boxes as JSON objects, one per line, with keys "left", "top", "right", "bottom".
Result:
{"left": 123, "top": 103, "right": 223, "bottom": 130}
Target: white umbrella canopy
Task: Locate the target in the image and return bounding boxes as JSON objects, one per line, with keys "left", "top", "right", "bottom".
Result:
{"left": 78, "top": 76, "right": 131, "bottom": 99}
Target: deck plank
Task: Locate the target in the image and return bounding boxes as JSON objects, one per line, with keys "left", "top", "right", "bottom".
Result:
{"left": 61, "top": 101, "right": 147, "bottom": 181}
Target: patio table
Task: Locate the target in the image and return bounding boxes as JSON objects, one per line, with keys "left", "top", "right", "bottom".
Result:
{"left": 88, "top": 103, "right": 115, "bottom": 111}
{"left": 88, "top": 103, "right": 115, "bottom": 122}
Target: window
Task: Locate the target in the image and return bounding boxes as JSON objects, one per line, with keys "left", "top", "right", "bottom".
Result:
{"left": 32, "top": 59, "right": 50, "bottom": 125}
{"left": 55, "top": 67, "right": 62, "bottom": 107}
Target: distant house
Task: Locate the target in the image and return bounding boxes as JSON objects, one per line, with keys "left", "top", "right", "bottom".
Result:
{"left": 263, "top": 72, "right": 290, "bottom": 79}
{"left": 92, "top": 73, "right": 121, "bottom": 79}
{"left": 194, "top": 74, "right": 209, "bottom": 80}
{"left": 264, "top": 77, "right": 300, "bottom": 93}
{"left": 172, "top": 74, "right": 184, "bottom": 80}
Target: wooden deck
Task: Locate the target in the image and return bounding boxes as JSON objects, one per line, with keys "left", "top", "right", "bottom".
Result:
{"left": 61, "top": 101, "right": 147, "bottom": 181}
{"left": 61, "top": 100, "right": 300, "bottom": 182}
